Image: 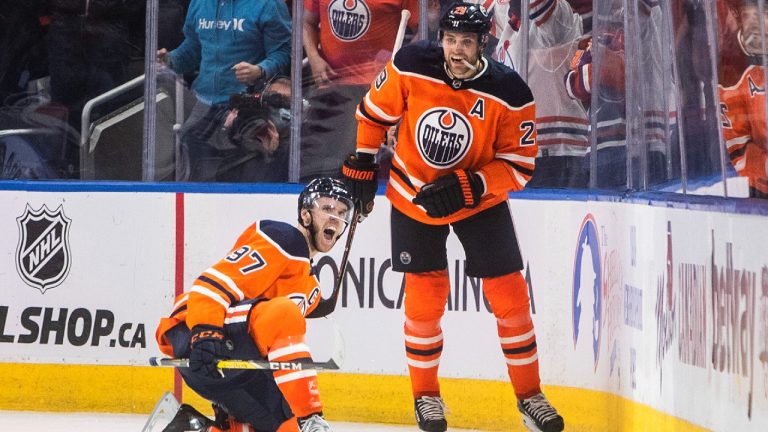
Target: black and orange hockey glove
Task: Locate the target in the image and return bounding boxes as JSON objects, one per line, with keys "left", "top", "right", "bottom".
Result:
{"left": 342, "top": 152, "right": 379, "bottom": 216}
{"left": 412, "top": 169, "right": 484, "bottom": 218}
{"left": 189, "top": 325, "right": 231, "bottom": 379}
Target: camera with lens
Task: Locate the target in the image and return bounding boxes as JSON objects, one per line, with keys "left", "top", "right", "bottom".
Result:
{"left": 224, "top": 78, "right": 292, "bottom": 158}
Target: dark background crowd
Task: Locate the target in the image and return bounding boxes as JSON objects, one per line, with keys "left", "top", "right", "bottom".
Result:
{"left": 0, "top": 0, "right": 764, "bottom": 198}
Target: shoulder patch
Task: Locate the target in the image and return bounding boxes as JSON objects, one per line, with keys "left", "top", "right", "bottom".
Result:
{"left": 374, "top": 67, "right": 388, "bottom": 91}
{"left": 472, "top": 60, "right": 534, "bottom": 108}
{"left": 748, "top": 75, "right": 765, "bottom": 97}
{"left": 393, "top": 41, "right": 445, "bottom": 79}
{"left": 258, "top": 220, "right": 310, "bottom": 259}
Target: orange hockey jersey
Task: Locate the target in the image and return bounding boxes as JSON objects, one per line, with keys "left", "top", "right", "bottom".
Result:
{"left": 306, "top": 0, "right": 419, "bottom": 85}
{"left": 719, "top": 64, "right": 768, "bottom": 196}
{"left": 356, "top": 41, "right": 538, "bottom": 224}
{"left": 156, "top": 220, "right": 321, "bottom": 355}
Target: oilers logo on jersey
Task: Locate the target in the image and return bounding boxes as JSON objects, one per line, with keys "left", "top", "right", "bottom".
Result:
{"left": 328, "top": 0, "right": 370, "bottom": 41}
{"left": 416, "top": 108, "right": 473, "bottom": 169}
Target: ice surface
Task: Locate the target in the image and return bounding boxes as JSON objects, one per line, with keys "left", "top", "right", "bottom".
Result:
{"left": 0, "top": 411, "right": 484, "bottom": 431}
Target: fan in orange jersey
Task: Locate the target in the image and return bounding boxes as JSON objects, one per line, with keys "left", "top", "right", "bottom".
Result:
{"left": 300, "top": 0, "right": 419, "bottom": 181}
{"left": 720, "top": 0, "right": 768, "bottom": 198}
{"left": 156, "top": 178, "right": 354, "bottom": 432}
{"left": 341, "top": 3, "right": 564, "bottom": 432}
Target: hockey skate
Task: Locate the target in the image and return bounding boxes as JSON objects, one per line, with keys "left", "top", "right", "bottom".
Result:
{"left": 517, "top": 393, "right": 564, "bottom": 432}
{"left": 161, "top": 403, "right": 216, "bottom": 432}
{"left": 298, "top": 412, "right": 332, "bottom": 432}
{"left": 414, "top": 396, "right": 447, "bottom": 432}
{"left": 141, "top": 392, "right": 181, "bottom": 432}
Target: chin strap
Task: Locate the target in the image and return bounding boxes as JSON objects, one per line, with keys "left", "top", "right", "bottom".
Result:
{"left": 302, "top": 213, "right": 321, "bottom": 253}
{"left": 443, "top": 57, "right": 485, "bottom": 82}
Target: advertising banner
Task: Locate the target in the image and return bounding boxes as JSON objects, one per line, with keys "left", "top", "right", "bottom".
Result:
{"left": 1, "top": 189, "right": 766, "bottom": 430}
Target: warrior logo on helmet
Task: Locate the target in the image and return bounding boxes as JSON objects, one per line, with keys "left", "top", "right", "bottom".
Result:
{"left": 439, "top": 2, "right": 492, "bottom": 46}
{"left": 328, "top": 0, "right": 371, "bottom": 42}
{"left": 299, "top": 178, "right": 354, "bottom": 215}
{"left": 415, "top": 108, "right": 473, "bottom": 169}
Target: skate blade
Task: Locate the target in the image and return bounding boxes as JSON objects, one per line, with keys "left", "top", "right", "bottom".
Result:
{"left": 141, "top": 391, "right": 181, "bottom": 432}
{"left": 522, "top": 415, "right": 545, "bottom": 432}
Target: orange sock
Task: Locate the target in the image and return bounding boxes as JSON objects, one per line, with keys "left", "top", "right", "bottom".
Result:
{"left": 269, "top": 336, "right": 322, "bottom": 417}
{"left": 405, "top": 318, "right": 443, "bottom": 397}
{"left": 484, "top": 272, "right": 542, "bottom": 399}
{"left": 211, "top": 416, "right": 299, "bottom": 432}
{"left": 403, "top": 270, "right": 450, "bottom": 397}
{"left": 209, "top": 418, "right": 253, "bottom": 431}
{"left": 248, "top": 298, "right": 323, "bottom": 418}
{"left": 277, "top": 416, "right": 300, "bottom": 432}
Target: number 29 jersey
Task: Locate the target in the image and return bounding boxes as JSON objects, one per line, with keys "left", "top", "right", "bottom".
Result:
{"left": 356, "top": 41, "right": 539, "bottom": 225}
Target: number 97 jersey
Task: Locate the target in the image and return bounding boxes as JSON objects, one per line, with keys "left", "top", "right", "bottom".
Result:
{"left": 183, "top": 220, "right": 321, "bottom": 330}
{"left": 356, "top": 40, "right": 539, "bottom": 225}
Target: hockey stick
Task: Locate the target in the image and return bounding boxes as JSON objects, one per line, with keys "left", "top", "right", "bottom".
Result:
{"left": 149, "top": 356, "right": 341, "bottom": 371}
{"left": 392, "top": 10, "right": 411, "bottom": 60}
{"left": 149, "top": 322, "right": 346, "bottom": 371}
{"left": 306, "top": 206, "right": 361, "bottom": 318}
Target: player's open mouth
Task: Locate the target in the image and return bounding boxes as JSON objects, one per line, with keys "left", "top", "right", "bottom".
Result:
{"left": 451, "top": 57, "right": 465, "bottom": 64}
{"left": 323, "top": 227, "right": 337, "bottom": 241}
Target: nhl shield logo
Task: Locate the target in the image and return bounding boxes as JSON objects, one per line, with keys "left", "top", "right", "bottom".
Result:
{"left": 15, "top": 204, "right": 72, "bottom": 294}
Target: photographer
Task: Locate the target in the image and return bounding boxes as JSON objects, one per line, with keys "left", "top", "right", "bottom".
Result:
{"left": 220, "top": 77, "right": 292, "bottom": 182}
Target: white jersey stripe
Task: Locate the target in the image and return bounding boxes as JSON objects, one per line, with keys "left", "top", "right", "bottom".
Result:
{"left": 190, "top": 285, "right": 230, "bottom": 308}
{"left": 505, "top": 352, "right": 539, "bottom": 366}
{"left": 273, "top": 369, "right": 318, "bottom": 384}
{"left": 405, "top": 333, "right": 444, "bottom": 345}
{"left": 205, "top": 268, "right": 245, "bottom": 301}
{"left": 499, "top": 328, "right": 536, "bottom": 345}
{"left": 407, "top": 358, "right": 441, "bottom": 368}
{"left": 269, "top": 344, "right": 311, "bottom": 360}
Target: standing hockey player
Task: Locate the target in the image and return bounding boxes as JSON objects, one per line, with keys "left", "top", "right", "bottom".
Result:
{"left": 341, "top": 3, "right": 564, "bottom": 432}
{"left": 720, "top": 0, "right": 768, "bottom": 198}
{"left": 155, "top": 178, "right": 354, "bottom": 432}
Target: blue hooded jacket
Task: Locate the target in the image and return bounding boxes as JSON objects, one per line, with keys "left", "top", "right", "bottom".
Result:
{"left": 169, "top": 0, "right": 291, "bottom": 105}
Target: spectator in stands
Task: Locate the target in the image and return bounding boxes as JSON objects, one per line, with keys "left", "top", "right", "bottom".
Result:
{"left": 157, "top": 0, "right": 291, "bottom": 182}
{"left": 0, "top": 1, "right": 48, "bottom": 103}
{"left": 564, "top": 0, "right": 674, "bottom": 189}
{"left": 494, "top": 0, "right": 590, "bottom": 188}
{"left": 221, "top": 76, "right": 292, "bottom": 182}
{"left": 719, "top": 0, "right": 768, "bottom": 198}
{"left": 299, "top": 0, "right": 418, "bottom": 182}
{"left": 46, "top": 0, "right": 144, "bottom": 174}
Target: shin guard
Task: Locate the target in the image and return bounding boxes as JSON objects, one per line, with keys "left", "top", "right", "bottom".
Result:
{"left": 483, "top": 272, "right": 542, "bottom": 399}
{"left": 248, "top": 298, "right": 322, "bottom": 418}
{"left": 404, "top": 270, "right": 450, "bottom": 397}
{"left": 269, "top": 335, "right": 322, "bottom": 418}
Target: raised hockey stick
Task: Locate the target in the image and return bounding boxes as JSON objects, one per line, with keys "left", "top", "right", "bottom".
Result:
{"left": 392, "top": 10, "right": 411, "bottom": 60}
{"left": 149, "top": 322, "right": 346, "bottom": 371}
{"left": 306, "top": 206, "right": 361, "bottom": 318}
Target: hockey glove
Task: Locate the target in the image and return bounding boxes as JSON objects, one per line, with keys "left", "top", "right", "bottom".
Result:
{"left": 342, "top": 152, "right": 379, "bottom": 216}
{"left": 412, "top": 170, "right": 484, "bottom": 218}
{"left": 189, "top": 325, "right": 231, "bottom": 379}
